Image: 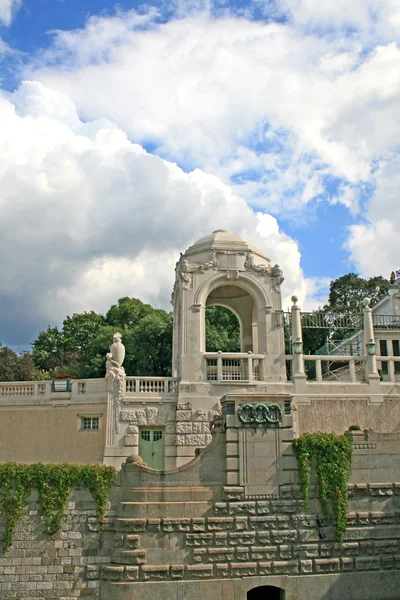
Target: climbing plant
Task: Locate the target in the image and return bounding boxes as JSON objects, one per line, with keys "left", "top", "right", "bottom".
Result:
{"left": 0, "top": 463, "right": 115, "bottom": 553}
{"left": 292, "top": 433, "right": 352, "bottom": 543}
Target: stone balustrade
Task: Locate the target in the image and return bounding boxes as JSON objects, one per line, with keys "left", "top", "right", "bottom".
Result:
{"left": 125, "top": 377, "right": 178, "bottom": 395}
{"left": 204, "top": 352, "right": 264, "bottom": 382}
{"left": 0, "top": 378, "right": 104, "bottom": 405}
{"left": 302, "top": 355, "right": 365, "bottom": 383}
{"left": 376, "top": 355, "right": 400, "bottom": 382}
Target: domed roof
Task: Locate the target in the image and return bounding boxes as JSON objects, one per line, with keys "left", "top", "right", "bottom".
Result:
{"left": 185, "top": 229, "right": 268, "bottom": 260}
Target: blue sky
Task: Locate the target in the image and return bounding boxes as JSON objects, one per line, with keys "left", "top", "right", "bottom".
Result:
{"left": 0, "top": 0, "right": 400, "bottom": 349}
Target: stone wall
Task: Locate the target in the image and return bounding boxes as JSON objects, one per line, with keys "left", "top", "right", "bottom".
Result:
{"left": 1, "top": 481, "right": 400, "bottom": 600}
{"left": 0, "top": 488, "right": 118, "bottom": 599}
{"left": 2, "top": 424, "right": 400, "bottom": 600}
{"left": 295, "top": 393, "right": 400, "bottom": 435}
{"left": 101, "top": 482, "right": 400, "bottom": 600}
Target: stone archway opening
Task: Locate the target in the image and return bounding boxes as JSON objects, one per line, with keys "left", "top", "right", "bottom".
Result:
{"left": 247, "top": 585, "right": 285, "bottom": 600}
{"left": 206, "top": 283, "right": 256, "bottom": 353}
{"left": 205, "top": 305, "right": 241, "bottom": 352}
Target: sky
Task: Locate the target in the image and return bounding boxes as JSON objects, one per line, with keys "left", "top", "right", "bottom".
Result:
{"left": 0, "top": 0, "right": 400, "bottom": 350}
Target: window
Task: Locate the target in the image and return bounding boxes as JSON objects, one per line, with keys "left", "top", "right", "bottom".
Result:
{"left": 380, "top": 340, "right": 388, "bottom": 374}
{"left": 153, "top": 430, "right": 163, "bottom": 442}
{"left": 81, "top": 417, "right": 99, "bottom": 430}
{"left": 393, "top": 340, "right": 400, "bottom": 374}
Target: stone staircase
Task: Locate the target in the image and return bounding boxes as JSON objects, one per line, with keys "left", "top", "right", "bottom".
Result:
{"left": 101, "top": 486, "right": 215, "bottom": 595}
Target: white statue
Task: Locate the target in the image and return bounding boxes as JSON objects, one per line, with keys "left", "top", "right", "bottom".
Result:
{"left": 105, "top": 333, "right": 126, "bottom": 444}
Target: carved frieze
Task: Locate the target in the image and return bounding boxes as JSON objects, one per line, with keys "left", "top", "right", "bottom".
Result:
{"left": 238, "top": 403, "right": 283, "bottom": 425}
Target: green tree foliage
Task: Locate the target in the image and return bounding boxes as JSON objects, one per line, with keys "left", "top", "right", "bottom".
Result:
{"left": 129, "top": 311, "right": 173, "bottom": 376}
{"left": 31, "top": 299, "right": 173, "bottom": 378}
{"left": 327, "top": 273, "right": 389, "bottom": 313}
{"left": 62, "top": 312, "right": 105, "bottom": 362}
{"left": 31, "top": 326, "right": 69, "bottom": 371}
{"left": 0, "top": 346, "right": 35, "bottom": 382}
{"left": 324, "top": 273, "right": 389, "bottom": 339}
{"left": 205, "top": 306, "right": 240, "bottom": 352}
{"left": 106, "top": 297, "right": 153, "bottom": 328}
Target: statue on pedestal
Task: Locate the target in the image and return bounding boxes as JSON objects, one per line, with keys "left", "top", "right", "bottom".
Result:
{"left": 105, "top": 332, "right": 126, "bottom": 445}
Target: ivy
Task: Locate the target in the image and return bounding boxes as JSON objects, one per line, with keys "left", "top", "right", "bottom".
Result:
{"left": 292, "top": 433, "right": 352, "bottom": 544}
{"left": 0, "top": 463, "right": 115, "bottom": 553}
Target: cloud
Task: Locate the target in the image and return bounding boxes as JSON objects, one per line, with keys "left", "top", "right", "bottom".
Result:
{"left": 0, "top": 80, "right": 316, "bottom": 347}
{"left": 0, "top": 0, "right": 20, "bottom": 26}
{"left": 346, "top": 155, "right": 400, "bottom": 279}
{"left": 25, "top": 8, "right": 400, "bottom": 218}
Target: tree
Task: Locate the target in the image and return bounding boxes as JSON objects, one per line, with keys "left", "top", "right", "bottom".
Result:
{"left": 106, "top": 297, "right": 153, "bottom": 329}
{"left": 324, "top": 273, "right": 389, "bottom": 341}
{"left": 62, "top": 311, "right": 105, "bottom": 362}
{"left": 129, "top": 311, "right": 173, "bottom": 376}
{"left": 31, "top": 326, "right": 71, "bottom": 372}
{"left": 326, "top": 273, "right": 389, "bottom": 314}
{"left": 205, "top": 306, "right": 240, "bottom": 352}
{"left": 0, "top": 346, "right": 35, "bottom": 382}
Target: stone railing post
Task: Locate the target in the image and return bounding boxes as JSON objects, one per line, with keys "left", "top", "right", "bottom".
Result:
{"left": 291, "top": 296, "right": 306, "bottom": 385}
{"left": 363, "top": 298, "right": 378, "bottom": 379}
{"left": 217, "top": 351, "right": 223, "bottom": 382}
{"left": 363, "top": 298, "right": 382, "bottom": 401}
{"left": 247, "top": 352, "right": 253, "bottom": 382}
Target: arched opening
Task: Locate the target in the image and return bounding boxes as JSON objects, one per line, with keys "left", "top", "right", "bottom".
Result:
{"left": 206, "top": 283, "right": 256, "bottom": 352}
{"left": 247, "top": 586, "right": 285, "bottom": 600}
{"left": 205, "top": 305, "right": 241, "bottom": 352}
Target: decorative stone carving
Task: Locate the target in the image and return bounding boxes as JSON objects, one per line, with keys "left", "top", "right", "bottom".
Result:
{"left": 244, "top": 252, "right": 284, "bottom": 290}
{"left": 270, "top": 264, "right": 284, "bottom": 292}
{"left": 210, "top": 413, "right": 225, "bottom": 435}
{"left": 238, "top": 403, "right": 282, "bottom": 425}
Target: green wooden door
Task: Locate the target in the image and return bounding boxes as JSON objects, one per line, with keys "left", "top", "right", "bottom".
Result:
{"left": 139, "top": 427, "right": 165, "bottom": 470}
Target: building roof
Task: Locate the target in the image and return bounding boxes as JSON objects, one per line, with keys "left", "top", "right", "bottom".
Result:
{"left": 185, "top": 229, "right": 269, "bottom": 260}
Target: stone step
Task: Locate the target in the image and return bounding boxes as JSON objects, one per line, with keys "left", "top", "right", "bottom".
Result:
{"left": 117, "top": 501, "right": 212, "bottom": 518}
{"left": 120, "top": 486, "right": 214, "bottom": 502}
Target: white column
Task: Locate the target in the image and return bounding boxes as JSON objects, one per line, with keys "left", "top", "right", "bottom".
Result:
{"left": 315, "top": 359, "right": 322, "bottom": 382}
{"left": 349, "top": 359, "right": 356, "bottom": 382}
{"left": 291, "top": 295, "right": 305, "bottom": 378}
{"left": 363, "top": 297, "right": 379, "bottom": 379}
{"left": 247, "top": 352, "right": 253, "bottom": 382}
{"left": 217, "top": 352, "right": 223, "bottom": 382}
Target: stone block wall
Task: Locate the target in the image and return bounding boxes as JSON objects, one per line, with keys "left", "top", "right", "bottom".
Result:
{"left": 102, "top": 484, "right": 400, "bottom": 584}
{"left": 0, "top": 488, "right": 117, "bottom": 599}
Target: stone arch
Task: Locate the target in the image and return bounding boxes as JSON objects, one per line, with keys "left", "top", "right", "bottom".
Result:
{"left": 194, "top": 272, "right": 271, "bottom": 310}
{"left": 194, "top": 273, "right": 271, "bottom": 354}
{"left": 204, "top": 303, "right": 242, "bottom": 352}
{"left": 247, "top": 585, "right": 285, "bottom": 600}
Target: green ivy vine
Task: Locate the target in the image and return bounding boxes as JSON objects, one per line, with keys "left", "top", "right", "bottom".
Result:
{"left": 0, "top": 463, "right": 115, "bottom": 553}
{"left": 292, "top": 432, "right": 352, "bottom": 543}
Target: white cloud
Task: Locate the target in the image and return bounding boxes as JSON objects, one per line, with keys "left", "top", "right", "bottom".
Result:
{"left": 25, "top": 9, "right": 400, "bottom": 216}
{"left": 346, "top": 155, "right": 400, "bottom": 279}
{"left": 0, "top": 80, "right": 317, "bottom": 346}
{"left": 0, "top": 0, "right": 20, "bottom": 25}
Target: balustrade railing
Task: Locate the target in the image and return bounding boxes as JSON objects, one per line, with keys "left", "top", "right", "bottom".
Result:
{"left": 125, "top": 377, "right": 178, "bottom": 394}
{"left": 302, "top": 355, "right": 364, "bottom": 382}
{"left": 377, "top": 356, "right": 400, "bottom": 382}
{"left": 0, "top": 383, "right": 36, "bottom": 396}
{"left": 373, "top": 315, "right": 400, "bottom": 330}
{"left": 204, "top": 353, "right": 263, "bottom": 382}
{"left": 0, "top": 379, "right": 96, "bottom": 400}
